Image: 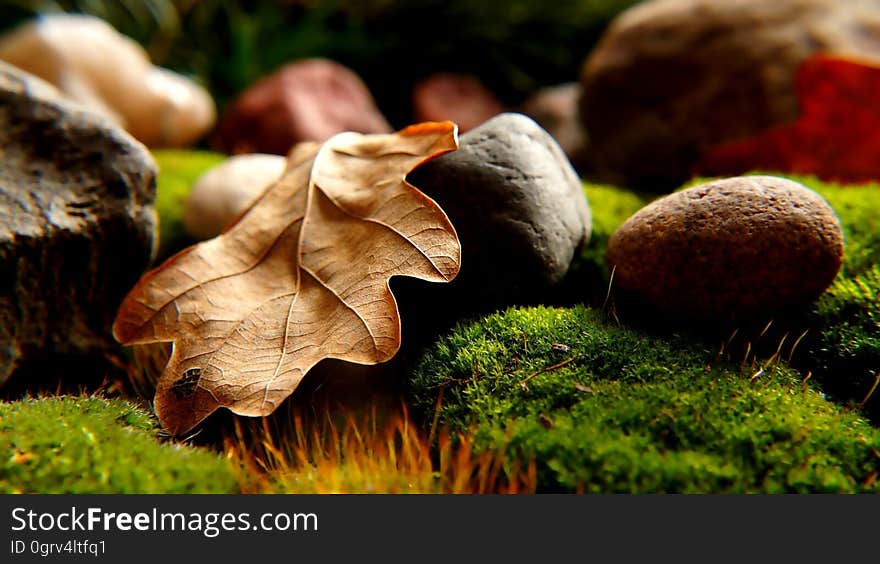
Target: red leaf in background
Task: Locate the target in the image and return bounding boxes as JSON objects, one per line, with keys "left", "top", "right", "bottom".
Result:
{"left": 698, "top": 55, "right": 880, "bottom": 184}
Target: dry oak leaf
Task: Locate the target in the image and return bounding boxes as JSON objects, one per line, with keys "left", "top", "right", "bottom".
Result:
{"left": 114, "top": 122, "right": 461, "bottom": 435}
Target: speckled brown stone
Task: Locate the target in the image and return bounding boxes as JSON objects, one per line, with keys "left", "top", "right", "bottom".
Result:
{"left": 606, "top": 176, "right": 844, "bottom": 321}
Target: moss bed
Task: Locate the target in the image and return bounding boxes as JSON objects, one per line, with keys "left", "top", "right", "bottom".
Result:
{"left": 0, "top": 396, "right": 239, "bottom": 493}
{"left": 408, "top": 305, "right": 880, "bottom": 493}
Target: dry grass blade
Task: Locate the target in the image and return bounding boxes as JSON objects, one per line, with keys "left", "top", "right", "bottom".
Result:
{"left": 224, "top": 404, "right": 536, "bottom": 494}
{"left": 518, "top": 357, "right": 576, "bottom": 391}
{"left": 858, "top": 372, "right": 880, "bottom": 409}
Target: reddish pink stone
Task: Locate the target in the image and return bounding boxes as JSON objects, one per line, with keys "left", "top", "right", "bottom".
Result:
{"left": 216, "top": 58, "right": 392, "bottom": 155}
{"left": 412, "top": 73, "right": 504, "bottom": 132}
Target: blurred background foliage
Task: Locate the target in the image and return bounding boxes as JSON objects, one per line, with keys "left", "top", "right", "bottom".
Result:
{"left": 0, "top": 0, "right": 641, "bottom": 125}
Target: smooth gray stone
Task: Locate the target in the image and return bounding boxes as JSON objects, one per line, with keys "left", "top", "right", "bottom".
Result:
{"left": 408, "top": 112, "right": 591, "bottom": 307}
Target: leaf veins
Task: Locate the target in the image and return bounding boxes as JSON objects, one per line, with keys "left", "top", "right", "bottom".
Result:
{"left": 114, "top": 122, "right": 461, "bottom": 434}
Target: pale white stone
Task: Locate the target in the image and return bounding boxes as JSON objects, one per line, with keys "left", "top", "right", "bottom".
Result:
{"left": 183, "top": 154, "right": 287, "bottom": 240}
{"left": 0, "top": 14, "right": 216, "bottom": 147}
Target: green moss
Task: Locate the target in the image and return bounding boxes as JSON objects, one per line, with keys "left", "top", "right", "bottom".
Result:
{"left": 814, "top": 268, "right": 880, "bottom": 373}
{"left": 152, "top": 149, "right": 226, "bottom": 258}
{"left": 408, "top": 306, "right": 880, "bottom": 493}
{"left": 802, "top": 265, "right": 880, "bottom": 417}
{"left": 773, "top": 176, "right": 880, "bottom": 417}
{"left": 0, "top": 396, "right": 239, "bottom": 493}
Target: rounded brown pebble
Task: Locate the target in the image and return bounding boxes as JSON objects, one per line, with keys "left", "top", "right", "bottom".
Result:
{"left": 606, "top": 176, "right": 844, "bottom": 321}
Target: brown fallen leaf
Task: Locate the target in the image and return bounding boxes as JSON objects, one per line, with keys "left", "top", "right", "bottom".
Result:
{"left": 114, "top": 122, "right": 461, "bottom": 435}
